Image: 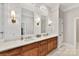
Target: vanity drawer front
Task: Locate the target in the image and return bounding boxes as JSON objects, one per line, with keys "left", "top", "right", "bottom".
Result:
{"left": 21, "top": 48, "right": 39, "bottom": 56}
{"left": 48, "top": 36, "right": 57, "bottom": 40}
{"left": 40, "top": 40, "right": 47, "bottom": 45}
{"left": 53, "top": 36, "right": 58, "bottom": 40}
{"left": 0, "top": 47, "right": 21, "bottom": 56}
{"left": 22, "top": 42, "right": 39, "bottom": 52}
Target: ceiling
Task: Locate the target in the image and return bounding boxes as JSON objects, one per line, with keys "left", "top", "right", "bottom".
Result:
{"left": 33, "top": 3, "right": 79, "bottom": 11}
{"left": 60, "top": 3, "right": 79, "bottom": 11}
{"left": 34, "top": 3, "right": 59, "bottom": 8}
{"left": 19, "top": 3, "right": 79, "bottom": 12}
{"left": 32, "top": 3, "right": 59, "bottom": 10}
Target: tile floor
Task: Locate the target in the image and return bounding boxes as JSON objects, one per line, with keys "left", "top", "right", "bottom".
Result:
{"left": 47, "top": 45, "right": 77, "bottom": 56}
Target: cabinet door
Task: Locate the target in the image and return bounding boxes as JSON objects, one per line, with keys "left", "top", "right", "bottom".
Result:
{"left": 21, "top": 48, "right": 38, "bottom": 56}
{"left": 21, "top": 42, "right": 39, "bottom": 56}
{"left": 39, "top": 44, "right": 48, "bottom": 56}
{"left": 48, "top": 37, "right": 57, "bottom": 53}
{"left": 39, "top": 40, "right": 48, "bottom": 56}
{"left": 53, "top": 39, "right": 57, "bottom": 49}
{"left": 48, "top": 39, "right": 54, "bottom": 52}
{"left": 0, "top": 47, "right": 21, "bottom": 56}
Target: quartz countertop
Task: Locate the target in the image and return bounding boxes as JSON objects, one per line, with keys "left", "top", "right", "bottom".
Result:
{"left": 0, "top": 34, "right": 58, "bottom": 52}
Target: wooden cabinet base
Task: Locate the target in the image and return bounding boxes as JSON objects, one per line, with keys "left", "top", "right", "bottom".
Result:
{"left": 21, "top": 48, "right": 39, "bottom": 56}
{"left": 0, "top": 36, "right": 58, "bottom": 56}
{"left": 0, "top": 47, "right": 21, "bottom": 56}
{"left": 38, "top": 40, "right": 48, "bottom": 56}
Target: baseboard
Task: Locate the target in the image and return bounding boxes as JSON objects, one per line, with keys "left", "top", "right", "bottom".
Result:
{"left": 63, "top": 42, "right": 75, "bottom": 49}
{"left": 57, "top": 42, "right": 64, "bottom": 48}
{"left": 0, "top": 40, "right": 4, "bottom": 42}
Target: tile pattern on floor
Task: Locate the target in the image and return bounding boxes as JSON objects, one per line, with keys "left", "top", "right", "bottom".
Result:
{"left": 47, "top": 45, "right": 77, "bottom": 56}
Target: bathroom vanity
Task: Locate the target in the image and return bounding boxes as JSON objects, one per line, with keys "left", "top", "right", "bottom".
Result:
{"left": 0, "top": 35, "right": 57, "bottom": 56}
{"left": 0, "top": 4, "right": 59, "bottom": 56}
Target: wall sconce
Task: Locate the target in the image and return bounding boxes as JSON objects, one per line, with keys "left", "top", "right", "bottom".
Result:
{"left": 11, "top": 10, "right": 16, "bottom": 23}
{"left": 35, "top": 17, "right": 40, "bottom": 26}
{"left": 48, "top": 19, "right": 52, "bottom": 26}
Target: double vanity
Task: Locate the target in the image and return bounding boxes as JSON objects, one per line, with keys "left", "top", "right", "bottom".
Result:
{"left": 0, "top": 34, "right": 58, "bottom": 56}
{"left": 0, "top": 4, "right": 59, "bottom": 56}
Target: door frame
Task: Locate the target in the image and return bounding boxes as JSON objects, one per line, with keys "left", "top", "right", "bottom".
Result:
{"left": 58, "top": 18, "right": 64, "bottom": 48}
{"left": 74, "top": 17, "right": 79, "bottom": 49}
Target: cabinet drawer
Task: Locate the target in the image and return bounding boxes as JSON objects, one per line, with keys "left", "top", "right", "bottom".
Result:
{"left": 0, "top": 47, "right": 21, "bottom": 56}
{"left": 40, "top": 40, "right": 47, "bottom": 45}
{"left": 21, "top": 48, "right": 38, "bottom": 56}
{"left": 22, "top": 42, "right": 39, "bottom": 52}
{"left": 53, "top": 37, "right": 58, "bottom": 40}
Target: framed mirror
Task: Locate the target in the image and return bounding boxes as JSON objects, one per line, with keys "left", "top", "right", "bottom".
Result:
{"left": 21, "top": 8, "right": 34, "bottom": 36}
{"left": 41, "top": 15, "right": 47, "bottom": 33}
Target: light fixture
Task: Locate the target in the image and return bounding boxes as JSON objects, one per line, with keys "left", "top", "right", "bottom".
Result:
{"left": 40, "top": 5, "right": 48, "bottom": 16}
{"left": 11, "top": 10, "right": 16, "bottom": 23}
{"left": 48, "top": 19, "right": 52, "bottom": 26}
{"left": 40, "top": 5, "right": 47, "bottom": 12}
{"left": 35, "top": 16, "right": 40, "bottom": 26}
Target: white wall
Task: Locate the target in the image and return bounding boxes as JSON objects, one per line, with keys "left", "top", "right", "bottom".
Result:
{"left": 0, "top": 4, "right": 2, "bottom": 31}
{"left": 0, "top": 4, "right": 4, "bottom": 40}
{"left": 51, "top": 6, "right": 59, "bottom": 47}
{"left": 0, "top": 3, "right": 59, "bottom": 41}
{"left": 58, "top": 9, "right": 64, "bottom": 47}
{"left": 51, "top": 7, "right": 59, "bottom": 35}
{"left": 0, "top": 4, "right": 3, "bottom": 39}
{"left": 63, "top": 7, "right": 79, "bottom": 48}
{"left": 3, "top": 3, "right": 21, "bottom": 40}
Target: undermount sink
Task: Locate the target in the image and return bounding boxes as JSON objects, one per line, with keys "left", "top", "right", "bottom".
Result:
{"left": 42, "top": 33, "right": 48, "bottom": 36}
{"left": 36, "top": 34, "right": 41, "bottom": 38}
{"left": 23, "top": 35, "right": 36, "bottom": 41}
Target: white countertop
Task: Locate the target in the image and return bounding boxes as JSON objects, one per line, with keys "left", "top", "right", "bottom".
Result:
{"left": 0, "top": 34, "right": 58, "bottom": 52}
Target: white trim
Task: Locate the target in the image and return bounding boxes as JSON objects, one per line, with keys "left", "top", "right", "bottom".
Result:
{"left": 74, "top": 17, "right": 79, "bottom": 49}
{"left": 51, "top": 7, "right": 57, "bottom": 12}
{"left": 57, "top": 42, "right": 74, "bottom": 49}
{"left": 63, "top": 5, "right": 79, "bottom": 12}
{"left": 63, "top": 42, "right": 75, "bottom": 49}
{"left": 51, "top": 4, "right": 59, "bottom": 13}
{"left": 74, "top": 17, "right": 77, "bottom": 49}
{"left": 57, "top": 42, "right": 64, "bottom": 48}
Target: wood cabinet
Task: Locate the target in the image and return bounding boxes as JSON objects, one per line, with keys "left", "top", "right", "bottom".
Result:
{"left": 48, "top": 38, "right": 54, "bottom": 52}
{"left": 39, "top": 40, "right": 48, "bottom": 56}
{"left": 53, "top": 38, "right": 57, "bottom": 49}
{"left": 48, "top": 37, "right": 57, "bottom": 53}
{"left": 21, "top": 48, "right": 38, "bottom": 56}
{"left": 21, "top": 42, "right": 39, "bottom": 56}
{"left": 0, "top": 47, "right": 21, "bottom": 56}
{"left": 0, "top": 36, "right": 58, "bottom": 56}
